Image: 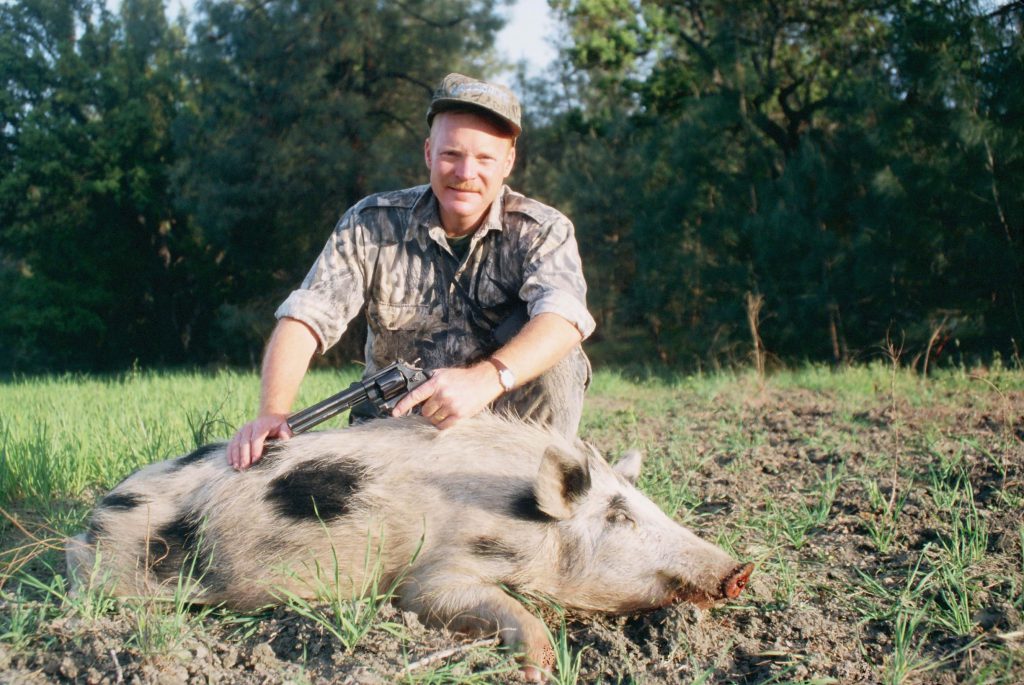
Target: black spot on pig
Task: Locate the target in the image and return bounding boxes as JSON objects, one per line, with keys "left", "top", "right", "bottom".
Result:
{"left": 560, "top": 461, "right": 591, "bottom": 502}
{"left": 171, "top": 443, "right": 223, "bottom": 470}
{"left": 100, "top": 491, "right": 147, "bottom": 511}
{"left": 85, "top": 519, "right": 104, "bottom": 545}
{"left": 148, "top": 509, "right": 218, "bottom": 590}
{"left": 266, "top": 458, "right": 366, "bottom": 522}
{"left": 508, "top": 490, "right": 556, "bottom": 524}
{"left": 470, "top": 537, "right": 522, "bottom": 563}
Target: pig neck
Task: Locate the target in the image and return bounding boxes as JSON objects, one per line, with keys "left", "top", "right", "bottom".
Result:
{"left": 511, "top": 522, "right": 590, "bottom": 604}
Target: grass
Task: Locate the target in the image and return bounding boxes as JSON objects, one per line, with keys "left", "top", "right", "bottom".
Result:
{"left": 1, "top": 362, "right": 1022, "bottom": 683}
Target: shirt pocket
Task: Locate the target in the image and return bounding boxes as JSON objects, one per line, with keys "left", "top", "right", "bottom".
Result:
{"left": 369, "top": 300, "right": 432, "bottom": 331}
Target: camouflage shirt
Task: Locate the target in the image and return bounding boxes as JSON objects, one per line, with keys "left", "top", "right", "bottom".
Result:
{"left": 276, "top": 185, "right": 595, "bottom": 376}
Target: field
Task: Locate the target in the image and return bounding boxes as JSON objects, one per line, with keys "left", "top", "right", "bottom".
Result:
{"left": 1, "top": 363, "right": 1022, "bottom": 684}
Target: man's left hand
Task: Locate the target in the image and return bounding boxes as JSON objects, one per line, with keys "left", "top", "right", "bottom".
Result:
{"left": 391, "top": 363, "right": 504, "bottom": 429}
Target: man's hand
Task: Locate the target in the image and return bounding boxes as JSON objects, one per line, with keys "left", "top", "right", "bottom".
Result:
{"left": 392, "top": 363, "right": 504, "bottom": 429}
{"left": 227, "top": 414, "right": 293, "bottom": 470}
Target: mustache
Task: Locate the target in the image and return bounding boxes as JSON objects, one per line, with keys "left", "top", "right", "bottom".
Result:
{"left": 449, "top": 183, "right": 481, "bottom": 192}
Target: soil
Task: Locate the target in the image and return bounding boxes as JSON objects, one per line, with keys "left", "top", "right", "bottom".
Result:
{"left": 3, "top": 381, "right": 1023, "bottom": 684}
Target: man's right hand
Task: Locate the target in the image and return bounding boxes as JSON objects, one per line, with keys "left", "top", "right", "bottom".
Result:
{"left": 227, "top": 414, "right": 293, "bottom": 470}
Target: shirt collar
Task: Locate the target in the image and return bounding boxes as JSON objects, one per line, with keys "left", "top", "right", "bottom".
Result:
{"left": 407, "top": 185, "right": 508, "bottom": 251}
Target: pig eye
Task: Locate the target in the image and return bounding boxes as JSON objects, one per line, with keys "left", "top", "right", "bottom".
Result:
{"left": 606, "top": 510, "right": 634, "bottom": 526}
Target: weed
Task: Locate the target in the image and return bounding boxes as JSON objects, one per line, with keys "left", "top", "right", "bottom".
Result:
{"left": 0, "top": 594, "right": 51, "bottom": 650}
{"left": 860, "top": 477, "right": 908, "bottom": 554}
{"left": 400, "top": 636, "right": 515, "bottom": 684}
{"left": 930, "top": 563, "right": 978, "bottom": 636}
{"left": 129, "top": 548, "right": 216, "bottom": 655}
{"left": 850, "top": 553, "right": 934, "bottom": 624}
{"left": 277, "top": 527, "right": 420, "bottom": 652}
{"left": 638, "top": 448, "right": 702, "bottom": 523}
{"left": 402, "top": 658, "right": 516, "bottom": 684}
{"left": 541, "top": 609, "right": 588, "bottom": 685}
{"left": 883, "top": 606, "right": 941, "bottom": 684}
{"left": 937, "top": 483, "right": 988, "bottom": 570}
{"left": 18, "top": 554, "right": 118, "bottom": 621}
{"left": 766, "top": 499, "right": 813, "bottom": 550}
{"left": 766, "top": 553, "right": 800, "bottom": 609}
{"left": 184, "top": 400, "right": 232, "bottom": 450}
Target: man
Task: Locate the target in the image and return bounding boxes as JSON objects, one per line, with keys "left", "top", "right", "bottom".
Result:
{"left": 228, "top": 73, "right": 595, "bottom": 470}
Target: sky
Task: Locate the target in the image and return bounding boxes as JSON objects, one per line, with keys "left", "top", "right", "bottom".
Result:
{"left": 495, "top": 0, "right": 558, "bottom": 76}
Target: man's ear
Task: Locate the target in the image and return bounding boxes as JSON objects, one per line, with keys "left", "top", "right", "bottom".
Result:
{"left": 503, "top": 143, "right": 516, "bottom": 178}
{"left": 534, "top": 445, "right": 591, "bottom": 520}
{"left": 424, "top": 137, "right": 432, "bottom": 171}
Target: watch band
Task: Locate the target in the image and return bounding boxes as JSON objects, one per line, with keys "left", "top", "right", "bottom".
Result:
{"left": 487, "top": 357, "right": 515, "bottom": 393}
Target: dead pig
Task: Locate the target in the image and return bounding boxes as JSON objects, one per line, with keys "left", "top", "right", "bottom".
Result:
{"left": 68, "top": 413, "right": 753, "bottom": 680}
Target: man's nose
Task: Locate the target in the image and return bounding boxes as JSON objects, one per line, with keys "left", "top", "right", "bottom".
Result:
{"left": 454, "top": 157, "right": 477, "bottom": 179}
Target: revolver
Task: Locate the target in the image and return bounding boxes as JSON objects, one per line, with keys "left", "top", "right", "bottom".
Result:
{"left": 287, "top": 361, "right": 430, "bottom": 434}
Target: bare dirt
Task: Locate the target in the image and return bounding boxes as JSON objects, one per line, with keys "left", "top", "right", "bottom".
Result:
{"left": 3, "top": 379, "right": 1023, "bottom": 684}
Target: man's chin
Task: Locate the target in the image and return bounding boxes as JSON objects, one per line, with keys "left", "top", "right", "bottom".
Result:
{"left": 440, "top": 198, "right": 485, "bottom": 219}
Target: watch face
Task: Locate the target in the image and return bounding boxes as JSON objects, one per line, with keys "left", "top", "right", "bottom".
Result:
{"left": 498, "top": 368, "right": 515, "bottom": 391}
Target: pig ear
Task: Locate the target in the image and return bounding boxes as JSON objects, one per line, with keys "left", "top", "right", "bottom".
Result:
{"left": 613, "top": 449, "right": 643, "bottom": 485}
{"left": 534, "top": 446, "right": 591, "bottom": 520}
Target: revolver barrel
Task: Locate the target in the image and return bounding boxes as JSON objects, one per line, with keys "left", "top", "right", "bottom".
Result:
{"left": 286, "top": 361, "right": 429, "bottom": 434}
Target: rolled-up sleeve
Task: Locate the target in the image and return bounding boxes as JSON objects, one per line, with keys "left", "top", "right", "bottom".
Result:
{"left": 519, "top": 216, "right": 597, "bottom": 340}
{"left": 275, "top": 209, "right": 367, "bottom": 353}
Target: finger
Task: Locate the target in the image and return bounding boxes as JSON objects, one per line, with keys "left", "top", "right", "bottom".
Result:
{"left": 227, "top": 438, "right": 238, "bottom": 468}
{"left": 421, "top": 400, "right": 442, "bottom": 418}
{"left": 393, "top": 379, "right": 436, "bottom": 416}
{"left": 251, "top": 434, "right": 264, "bottom": 464}
{"left": 238, "top": 434, "right": 253, "bottom": 470}
{"left": 435, "top": 414, "right": 459, "bottom": 430}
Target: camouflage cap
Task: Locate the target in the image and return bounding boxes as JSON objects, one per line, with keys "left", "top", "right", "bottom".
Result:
{"left": 426, "top": 73, "right": 522, "bottom": 137}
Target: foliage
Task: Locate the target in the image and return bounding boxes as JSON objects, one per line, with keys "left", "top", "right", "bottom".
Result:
{"left": 525, "top": 0, "right": 1024, "bottom": 367}
{"left": 0, "top": 0, "right": 196, "bottom": 369}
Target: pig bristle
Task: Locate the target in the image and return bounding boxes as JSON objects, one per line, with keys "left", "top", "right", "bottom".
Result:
{"left": 171, "top": 443, "right": 224, "bottom": 471}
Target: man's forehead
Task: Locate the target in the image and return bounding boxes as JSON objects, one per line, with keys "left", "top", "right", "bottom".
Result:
{"left": 430, "top": 112, "right": 515, "bottom": 148}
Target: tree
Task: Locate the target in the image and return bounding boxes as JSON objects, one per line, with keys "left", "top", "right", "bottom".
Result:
{"left": 530, "top": 0, "right": 1023, "bottom": 366}
{"left": 0, "top": 0, "right": 195, "bottom": 369}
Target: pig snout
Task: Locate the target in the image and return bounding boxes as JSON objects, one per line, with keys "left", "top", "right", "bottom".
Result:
{"left": 723, "top": 562, "right": 755, "bottom": 599}
{"left": 669, "top": 561, "right": 755, "bottom": 609}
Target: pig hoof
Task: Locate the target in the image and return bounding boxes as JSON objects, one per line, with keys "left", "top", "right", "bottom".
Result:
{"left": 724, "top": 563, "right": 755, "bottom": 599}
{"left": 521, "top": 664, "right": 545, "bottom": 683}
{"left": 520, "top": 644, "right": 555, "bottom": 683}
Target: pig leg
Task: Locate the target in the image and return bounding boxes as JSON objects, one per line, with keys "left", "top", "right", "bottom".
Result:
{"left": 399, "top": 576, "right": 555, "bottom": 682}
{"left": 65, "top": 534, "right": 95, "bottom": 594}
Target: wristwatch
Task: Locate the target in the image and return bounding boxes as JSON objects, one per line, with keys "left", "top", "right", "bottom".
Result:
{"left": 487, "top": 357, "right": 516, "bottom": 393}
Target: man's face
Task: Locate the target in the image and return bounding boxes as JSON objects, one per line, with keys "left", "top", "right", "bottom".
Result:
{"left": 425, "top": 111, "right": 516, "bottom": 236}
